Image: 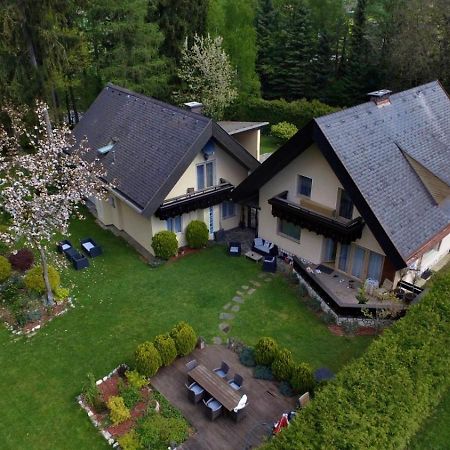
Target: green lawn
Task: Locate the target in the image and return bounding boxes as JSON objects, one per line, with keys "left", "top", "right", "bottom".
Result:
{"left": 260, "top": 134, "right": 281, "bottom": 154}
{"left": 0, "top": 215, "right": 372, "bottom": 449}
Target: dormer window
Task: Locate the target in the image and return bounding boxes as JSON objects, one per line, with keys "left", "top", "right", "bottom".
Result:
{"left": 97, "top": 139, "right": 117, "bottom": 156}
{"left": 197, "top": 161, "right": 215, "bottom": 190}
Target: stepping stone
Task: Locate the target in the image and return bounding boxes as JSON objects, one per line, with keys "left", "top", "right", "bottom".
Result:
{"left": 236, "top": 291, "right": 244, "bottom": 296}
{"left": 258, "top": 273, "right": 266, "bottom": 279}
{"left": 231, "top": 304, "right": 240, "bottom": 312}
{"left": 248, "top": 288, "right": 256, "bottom": 295}
{"left": 223, "top": 303, "right": 231, "bottom": 310}
{"left": 232, "top": 296, "right": 245, "bottom": 304}
{"left": 222, "top": 325, "right": 230, "bottom": 334}
{"left": 219, "top": 322, "right": 229, "bottom": 332}
{"left": 213, "top": 336, "right": 222, "bottom": 345}
{"left": 242, "top": 285, "right": 249, "bottom": 290}
{"left": 264, "top": 278, "right": 272, "bottom": 282}
{"left": 250, "top": 280, "right": 261, "bottom": 287}
{"left": 220, "top": 312, "right": 235, "bottom": 320}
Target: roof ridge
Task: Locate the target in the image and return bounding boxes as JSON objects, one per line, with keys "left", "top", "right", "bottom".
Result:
{"left": 105, "top": 83, "right": 212, "bottom": 124}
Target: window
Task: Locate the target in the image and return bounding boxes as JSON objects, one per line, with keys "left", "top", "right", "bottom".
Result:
{"left": 351, "top": 246, "right": 366, "bottom": 279}
{"left": 166, "top": 215, "right": 182, "bottom": 233}
{"left": 278, "top": 219, "right": 301, "bottom": 241}
{"left": 367, "top": 251, "right": 384, "bottom": 281}
{"left": 222, "top": 201, "right": 236, "bottom": 219}
{"left": 323, "top": 238, "right": 337, "bottom": 262}
{"left": 338, "top": 244, "right": 350, "bottom": 272}
{"left": 297, "top": 175, "right": 312, "bottom": 197}
{"left": 196, "top": 161, "right": 215, "bottom": 190}
{"left": 338, "top": 188, "right": 354, "bottom": 219}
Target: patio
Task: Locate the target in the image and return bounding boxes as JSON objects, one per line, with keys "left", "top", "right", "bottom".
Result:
{"left": 151, "top": 345, "right": 296, "bottom": 450}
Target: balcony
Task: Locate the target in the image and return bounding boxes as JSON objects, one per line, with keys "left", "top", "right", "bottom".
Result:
{"left": 155, "top": 181, "right": 234, "bottom": 220}
{"left": 268, "top": 191, "right": 364, "bottom": 244}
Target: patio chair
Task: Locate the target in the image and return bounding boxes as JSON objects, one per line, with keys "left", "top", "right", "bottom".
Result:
{"left": 228, "top": 373, "right": 244, "bottom": 391}
{"left": 228, "top": 242, "right": 241, "bottom": 257}
{"left": 213, "top": 361, "right": 229, "bottom": 379}
{"left": 80, "top": 237, "right": 102, "bottom": 258}
{"left": 185, "top": 382, "right": 205, "bottom": 404}
{"left": 262, "top": 256, "right": 277, "bottom": 273}
{"left": 57, "top": 239, "right": 73, "bottom": 254}
{"left": 203, "top": 397, "right": 223, "bottom": 421}
{"left": 185, "top": 359, "right": 198, "bottom": 372}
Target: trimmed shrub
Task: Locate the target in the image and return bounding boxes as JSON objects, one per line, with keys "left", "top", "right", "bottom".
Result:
{"left": 271, "top": 348, "right": 294, "bottom": 381}
{"left": 254, "top": 365, "right": 274, "bottom": 380}
{"left": 290, "top": 363, "right": 315, "bottom": 394}
{"left": 154, "top": 333, "right": 177, "bottom": 366}
{"left": 118, "top": 379, "right": 140, "bottom": 409}
{"left": 0, "top": 256, "right": 12, "bottom": 282}
{"left": 107, "top": 396, "right": 131, "bottom": 425}
{"left": 117, "top": 430, "right": 141, "bottom": 450}
{"left": 270, "top": 122, "right": 298, "bottom": 142}
{"left": 54, "top": 287, "right": 70, "bottom": 300}
{"left": 151, "top": 231, "right": 178, "bottom": 260}
{"left": 137, "top": 413, "right": 189, "bottom": 448}
{"left": 170, "top": 322, "right": 197, "bottom": 356}
{"left": 239, "top": 346, "right": 256, "bottom": 367}
{"left": 254, "top": 337, "right": 279, "bottom": 366}
{"left": 126, "top": 370, "right": 148, "bottom": 390}
{"left": 82, "top": 373, "right": 106, "bottom": 412}
{"left": 8, "top": 249, "right": 34, "bottom": 272}
{"left": 185, "top": 220, "right": 209, "bottom": 248}
{"left": 24, "top": 265, "right": 60, "bottom": 294}
{"left": 135, "top": 342, "right": 162, "bottom": 377}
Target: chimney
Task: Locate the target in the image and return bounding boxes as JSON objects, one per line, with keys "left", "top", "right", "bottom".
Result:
{"left": 183, "top": 101, "right": 204, "bottom": 115}
{"left": 367, "top": 89, "right": 392, "bottom": 107}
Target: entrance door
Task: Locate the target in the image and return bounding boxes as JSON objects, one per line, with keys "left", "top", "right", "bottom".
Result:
{"left": 247, "top": 207, "right": 258, "bottom": 230}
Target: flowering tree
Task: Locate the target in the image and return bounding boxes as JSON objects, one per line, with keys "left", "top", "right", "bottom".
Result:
{"left": 177, "top": 34, "right": 237, "bottom": 120}
{"left": 0, "top": 102, "right": 106, "bottom": 305}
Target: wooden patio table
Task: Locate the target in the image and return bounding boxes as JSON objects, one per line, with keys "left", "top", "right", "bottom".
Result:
{"left": 188, "top": 364, "right": 242, "bottom": 412}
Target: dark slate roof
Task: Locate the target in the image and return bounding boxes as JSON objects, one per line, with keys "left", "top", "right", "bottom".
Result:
{"left": 73, "top": 84, "right": 259, "bottom": 216}
{"left": 218, "top": 121, "right": 269, "bottom": 135}
{"left": 316, "top": 81, "right": 450, "bottom": 262}
{"left": 234, "top": 81, "right": 450, "bottom": 267}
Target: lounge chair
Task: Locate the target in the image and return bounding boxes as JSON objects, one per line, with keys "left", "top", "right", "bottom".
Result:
{"left": 57, "top": 239, "right": 73, "bottom": 254}
{"left": 203, "top": 397, "right": 223, "bottom": 421}
{"left": 80, "top": 237, "right": 102, "bottom": 258}
{"left": 213, "top": 361, "right": 229, "bottom": 379}
{"left": 185, "top": 382, "right": 205, "bottom": 404}
{"left": 228, "top": 242, "right": 241, "bottom": 256}
{"left": 228, "top": 373, "right": 243, "bottom": 390}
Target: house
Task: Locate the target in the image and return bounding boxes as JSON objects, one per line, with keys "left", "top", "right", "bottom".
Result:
{"left": 73, "top": 84, "right": 261, "bottom": 256}
{"left": 233, "top": 81, "right": 450, "bottom": 294}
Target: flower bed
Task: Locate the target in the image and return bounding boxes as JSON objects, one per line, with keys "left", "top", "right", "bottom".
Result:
{"left": 78, "top": 365, "right": 191, "bottom": 449}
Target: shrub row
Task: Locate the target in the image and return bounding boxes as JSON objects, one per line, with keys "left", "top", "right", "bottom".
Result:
{"left": 225, "top": 97, "right": 339, "bottom": 129}
{"left": 135, "top": 322, "right": 197, "bottom": 377}
{"left": 262, "top": 272, "right": 450, "bottom": 450}
{"left": 270, "top": 122, "right": 298, "bottom": 142}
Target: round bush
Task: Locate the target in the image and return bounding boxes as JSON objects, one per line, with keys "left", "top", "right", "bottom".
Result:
{"left": 24, "top": 265, "right": 60, "bottom": 293}
{"left": 154, "top": 333, "right": 177, "bottom": 366}
{"left": 271, "top": 348, "right": 294, "bottom": 381}
{"left": 270, "top": 121, "right": 298, "bottom": 141}
{"left": 290, "top": 362, "right": 315, "bottom": 393}
{"left": 0, "top": 255, "right": 12, "bottom": 282}
{"left": 8, "top": 249, "right": 34, "bottom": 272}
{"left": 254, "top": 337, "right": 279, "bottom": 366}
{"left": 107, "top": 396, "right": 131, "bottom": 425}
{"left": 151, "top": 231, "right": 178, "bottom": 260}
{"left": 239, "top": 346, "right": 256, "bottom": 367}
{"left": 118, "top": 430, "right": 140, "bottom": 450}
{"left": 170, "top": 322, "right": 197, "bottom": 356}
{"left": 135, "top": 341, "right": 162, "bottom": 377}
{"left": 185, "top": 220, "right": 208, "bottom": 249}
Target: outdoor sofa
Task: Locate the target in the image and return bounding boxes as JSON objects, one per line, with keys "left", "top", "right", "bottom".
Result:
{"left": 252, "top": 237, "right": 278, "bottom": 257}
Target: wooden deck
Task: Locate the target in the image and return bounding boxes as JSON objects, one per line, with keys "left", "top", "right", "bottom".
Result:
{"left": 151, "top": 345, "right": 296, "bottom": 450}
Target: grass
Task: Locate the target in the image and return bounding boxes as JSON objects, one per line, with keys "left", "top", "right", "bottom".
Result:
{"left": 260, "top": 134, "right": 281, "bottom": 154}
{"left": 0, "top": 215, "right": 372, "bottom": 449}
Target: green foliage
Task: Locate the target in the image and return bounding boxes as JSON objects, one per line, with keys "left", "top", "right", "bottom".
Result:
{"left": 170, "top": 322, "right": 197, "bottom": 356}
{"left": 54, "top": 287, "right": 70, "bottom": 301}
{"left": 279, "top": 380, "right": 295, "bottom": 397}
{"left": 239, "top": 346, "right": 256, "bottom": 367}
{"left": 126, "top": 370, "right": 148, "bottom": 390}
{"left": 151, "top": 231, "right": 178, "bottom": 260}
{"left": 254, "top": 365, "right": 274, "bottom": 380}
{"left": 24, "top": 265, "right": 60, "bottom": 294}
{"left": 8, "top": 249, "right": 34, "bottom": 272}
{"left": 226, "top": 97, "right": 339, "bottom": 129}
{"left": 107, "top": 396, "right": 131, "bottom": 425}
{"left": 117, "top": 430, "right": 141, "bottom": 450}
{"left": 262, "top": 273, "right": 450, "bottom": 449}
{"left": 356, "top": 286, "right": 368, "bottom": 304}
{"left": 137, "top": 413, "right": 189, "bottom": 448}
{"left": 82, "top": 373, "right": 106, "bottom": 412}
{"left": 118, "top": 379, "right": 141, "bottom": 409}
{"left": 153, "top": 333, "right": 177, "bottom": 366}
{"left": 270, "top": 122, "right": 298, "bottom": 142}
{"left": 254, "top": 337, "right": 279, "bottom": 366}
{"left": 152, "top": 390, "right": 185, "bottom": 420}
{"left": 271, "top": 348, "right": 294, "bottom": 381}
{"left": 185, "top": 220, "right": 208, "bottom": 249}
{"left": 134, "top": 342, "right": 162, "bottom": 377}
{"left": 290, "top": 362, "right": 315, "bottom": 394}
{"left": 0, "top": 256, "right": 12, "bottom": 282}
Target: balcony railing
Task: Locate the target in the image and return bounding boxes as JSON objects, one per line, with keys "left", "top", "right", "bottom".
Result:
{"left": 268, "top": 191, "right": 364, "bottom": 244}
{"left": 155, "top": 182, "right": 234, "bottom": 220}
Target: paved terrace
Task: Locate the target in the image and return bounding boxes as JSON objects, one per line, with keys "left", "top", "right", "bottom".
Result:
{"left": 151, "top": 345, "right": 296, "bottom": 450}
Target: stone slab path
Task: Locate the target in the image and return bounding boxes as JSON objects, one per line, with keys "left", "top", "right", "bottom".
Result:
{"left": 213, "top": 272, "right": 274, "bottom": 343}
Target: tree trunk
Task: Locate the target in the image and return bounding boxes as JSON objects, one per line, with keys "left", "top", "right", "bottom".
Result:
{"left": 38, "top": 245, "right": 54, "bottom": 306}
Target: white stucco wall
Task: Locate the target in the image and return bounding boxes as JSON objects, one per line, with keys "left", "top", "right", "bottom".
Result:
{"left": 231, "top": 130, "right": 260, "bottom": 161}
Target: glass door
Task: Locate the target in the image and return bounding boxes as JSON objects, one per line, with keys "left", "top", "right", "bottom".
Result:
{"left": 351, "top": 246, "right": 365, "bottom": 279}
{"left": 338, "top": 244, "right": 350, "bottom": 272}
{"left": 323, "top": 238, "right": 337, "bottom": 264}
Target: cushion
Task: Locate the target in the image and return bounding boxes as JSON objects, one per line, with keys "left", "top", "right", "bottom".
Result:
{"left": 82, "top": 242, "right": 95, "bottom": 251}
{"left": 255, "top": 245, "right": 269, "bottom": 253}
{"left": 61, "top": 244, "right": 71, "bottom": 250}
{"left": 230, "top": 246, "right": 239, "bottom": 253}
{"left": 263, "top": 241, "right": 271, "bottom": 248}
{"left": 254, "top": 237, "right": 263, "bottom": 247}
{"left": 264, "top": 257, "right": 275, "bottom": 263}
{"left": 268, "top": 243, "right": 274, "bottom": 250}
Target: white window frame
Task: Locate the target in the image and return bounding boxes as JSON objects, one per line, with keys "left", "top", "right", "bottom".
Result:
{"left": 196, "top": 160, "right": 215, "bottom": 190}
{"left": 166, "top": 215, "right": 182, "bottom": 233}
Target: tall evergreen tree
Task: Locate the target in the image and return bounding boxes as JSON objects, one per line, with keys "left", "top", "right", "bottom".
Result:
{"left": 312, "top": 31, "right": 334, "bottom": 101}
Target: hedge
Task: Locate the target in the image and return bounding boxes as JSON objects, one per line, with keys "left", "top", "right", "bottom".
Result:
{"left": 225, "top": 97, "right": 339, "bottom": 130}
{"left": 135, "top": 342, "right": 162, "bottom": 377}
{"left": 262, "top": 271, "right": 450, "bottom": 450}
{"left": 170, "top": 321, "right": 197, "bottom": 356}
